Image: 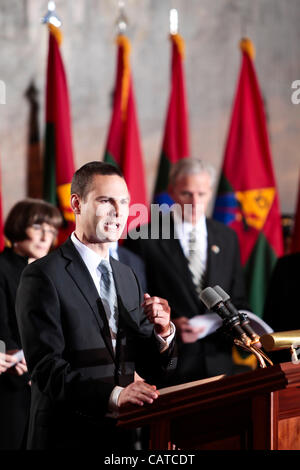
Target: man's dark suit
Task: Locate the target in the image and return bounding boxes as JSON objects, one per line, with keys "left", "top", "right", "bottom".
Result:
{"left": 116, "top": 246, "right": 147, "bottom": 294}
{"left": 264, "top": 253, "right": 300, "bottom": 332}
{"left": 263, "top": 252, "right": 300, "bottom": 364}
{"left": 16, "top": 238, "right": 175, "bottom": 450}
{"left": 125, "top": 215, "right": 250, "bottom": 382}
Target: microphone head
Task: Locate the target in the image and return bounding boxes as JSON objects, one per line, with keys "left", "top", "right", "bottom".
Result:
{"left": 200, "top": 287, "right": 223, "bottom": 309}
{"left": 213, "top": 285, "right": 230, "bottom": 302}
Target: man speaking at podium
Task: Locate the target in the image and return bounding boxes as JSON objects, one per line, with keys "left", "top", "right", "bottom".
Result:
{"left": 16, "top": 162, "right": 176, "bottom": 450}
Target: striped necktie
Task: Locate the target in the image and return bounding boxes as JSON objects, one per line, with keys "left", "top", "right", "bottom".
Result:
{"left": 98, "top": 259, "right": 118, "bottom": 351}
{"left": 187, "top": 227, "right": 206, "bottom": 297}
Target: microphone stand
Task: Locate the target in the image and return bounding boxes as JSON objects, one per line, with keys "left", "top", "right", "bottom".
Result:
{"left": 233, "top": 339, "right": 273, "bottom": 368}
{"left": 219, "top": 321, "right": 273, "bottom": 368}
{"left": 199, "top": 286, "right": 274, "bottom": 368}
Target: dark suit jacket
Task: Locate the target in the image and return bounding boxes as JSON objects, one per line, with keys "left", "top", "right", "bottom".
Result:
{"left": 125, "top": 215, "right": 249, "bottom": 380}
{"left": 0, "top": 248, "right": 28, "bottom": 350}
{"left": 117, "top": 246, "right": 147, "bottom": 294}
{"left": 0, "top": 248, "right": 31, "bottom": 450}
{"left": 264, "top": 253, "right": 300, "bottom": 332}
{"left": 16, "top": 238, "right": 175, "bottom": 450}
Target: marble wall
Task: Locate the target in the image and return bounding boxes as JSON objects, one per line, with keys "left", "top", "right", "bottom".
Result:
{"left": 0, "top": 0, "right": 299, "bottom": 217}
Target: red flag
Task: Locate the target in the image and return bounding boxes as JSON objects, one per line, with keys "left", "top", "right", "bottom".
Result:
{"left": 291, "top": 171, "right": 300, "bottom": 253}
{"left": 153, "top": 33, "right": 190, "bottom": 204}
{"left": 43, "top": 24, "right": 75, "bottom": 244}
{"left": 213, "top": 38, "right": 284, "bottom": 317}
{"left": 104, "top": 34, "right": 148, "bottom": 231}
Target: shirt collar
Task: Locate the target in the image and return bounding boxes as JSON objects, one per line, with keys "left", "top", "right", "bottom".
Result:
{"left": 109, "top": 241, "right": 119, "bottom": 260}
{"left": 173, "top": 210, "right": 207, "bottom": 239}
{"left": 71, "top": 232, "right": 110, "bottom": 272}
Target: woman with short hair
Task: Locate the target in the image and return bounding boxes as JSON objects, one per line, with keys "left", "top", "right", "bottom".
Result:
{"left": 0, "top": 198, "right": 62, "bottom": 449}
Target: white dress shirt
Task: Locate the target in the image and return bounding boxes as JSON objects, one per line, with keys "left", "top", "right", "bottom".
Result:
{"left": 71, "top": 232, "right": 109, "bottom": 295}
{"left": 173, "top": 210, "right": 208, "bottom": 265}
{"left": 109, "top": 241, "right": 119, "bottom": 260}
{"left": 171, "top": 213, "right": 266, "bottom": 343}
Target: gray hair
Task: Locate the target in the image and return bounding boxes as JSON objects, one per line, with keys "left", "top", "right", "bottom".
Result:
{"left": 168, "top": 158, "right": 216, "bottom": 187}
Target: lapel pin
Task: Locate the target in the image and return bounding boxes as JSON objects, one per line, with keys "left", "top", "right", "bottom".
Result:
{"left": 211, "top": 245, "right": 220, "bottom": 254}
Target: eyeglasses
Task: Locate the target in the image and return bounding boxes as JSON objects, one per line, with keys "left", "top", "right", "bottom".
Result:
{"left": 30, "top": 224, "right": 58, "bottom": 237}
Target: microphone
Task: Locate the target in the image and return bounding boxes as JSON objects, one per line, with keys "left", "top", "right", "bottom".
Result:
{"left": 200, "top": 287, "right": 251, "bottom": 347}
{"left": 213, "top": 285, "right": 260, "bottom": 345}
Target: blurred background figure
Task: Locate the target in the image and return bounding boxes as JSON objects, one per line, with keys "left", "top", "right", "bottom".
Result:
{"left": 0, "top": 198, "right": 62, "bottom": 450}
{"left": 126, "top": 158, "right": 252, "bottom": 384}
{"left": 264, "top": 251, "right": 300, "bottom": 334}
{"left": 263, "top": 251, "right": 300, "bottom": 364}
{"left": 280, "top": 214, "right": 294, "bottom": 255}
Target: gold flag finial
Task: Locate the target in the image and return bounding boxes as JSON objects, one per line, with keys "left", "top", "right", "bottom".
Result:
{"left": 240, "top": 37, "right": 255, "bottom": 60}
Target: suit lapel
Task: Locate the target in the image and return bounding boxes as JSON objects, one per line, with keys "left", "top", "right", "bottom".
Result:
{"left": 60, "top": 239, "right": 116, "bottom": 363}
{"left": 205, "top": 219, "right": 222, "bottom": 287}
{"left": 110, "top": 256, "right": 143, "bottom": 374}
{"left": 110, "top": 257, "right": 140, "bottom": 328}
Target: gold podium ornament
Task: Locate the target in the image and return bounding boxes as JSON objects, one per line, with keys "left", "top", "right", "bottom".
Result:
{"left": 260, "top": 330, "right": 300, "bottom": 364}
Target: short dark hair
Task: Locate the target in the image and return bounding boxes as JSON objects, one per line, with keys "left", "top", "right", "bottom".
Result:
{"left": 4, "top": 198, "right": 63, "bottom": 244}
{"left": 71, "top": 161, "right": 124, "bottom": 200}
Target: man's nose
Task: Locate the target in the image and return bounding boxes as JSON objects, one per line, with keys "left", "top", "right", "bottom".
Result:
{"left": 108, "top": 201, "right": 119, "bottom": 216}
{"left": 191, "top": 194, "right": 200, "bottom": 206}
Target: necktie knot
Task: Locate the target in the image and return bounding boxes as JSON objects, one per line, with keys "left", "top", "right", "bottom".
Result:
{"left": 98, "top": 259, "right": 112, "bottom": 276}
{"left": 188, "top": 227, "right": 201, "bottom": 255}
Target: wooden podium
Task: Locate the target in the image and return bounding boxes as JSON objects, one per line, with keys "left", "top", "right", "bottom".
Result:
{"left": 117, "top": 362, "right": 300, "bottom": 450}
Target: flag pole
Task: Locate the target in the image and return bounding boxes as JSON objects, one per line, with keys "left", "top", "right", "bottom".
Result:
{"left": 116, "top": 0, "right": 128, "bottom": 35}
{"left": 41, "top": 1, "right": 76, "bottom": 244}
{"left": 169, "top": 8, "right": 178, "bottom": 35}
{"left": 41, "top": 1, "right": 62, "bottom": 27}
{"left": 104, "top": 1, "right": 149, "bottom": 231}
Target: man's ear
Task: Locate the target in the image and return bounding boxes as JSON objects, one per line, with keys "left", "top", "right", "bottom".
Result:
{"left": 71, "top": 194, "right": 81, "bottom": 214}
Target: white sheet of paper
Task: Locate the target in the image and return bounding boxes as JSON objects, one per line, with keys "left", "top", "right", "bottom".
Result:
{"left": 9, "top": 349, "right": 25, "bottom": 368}
{"left": 188, "top": 311, "right": 273, "bottom": 340}
{"left": 188, "top": 313, "right": 222, "bottom": 339}
{"left": 239, "top": 310, "right": 273, "bottom": 335}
